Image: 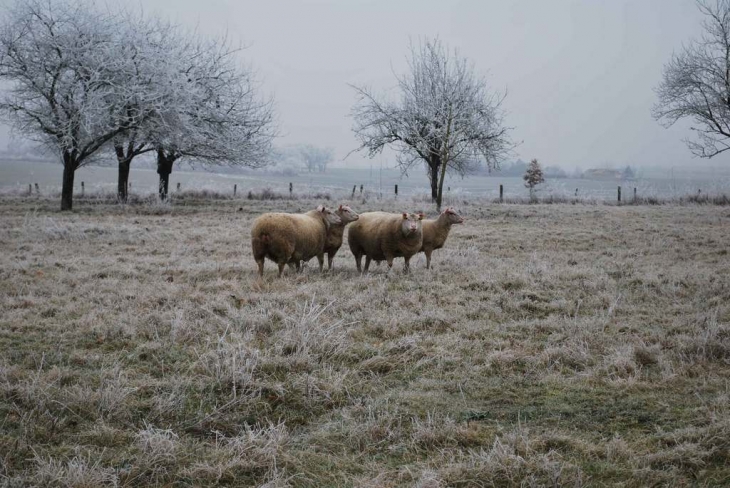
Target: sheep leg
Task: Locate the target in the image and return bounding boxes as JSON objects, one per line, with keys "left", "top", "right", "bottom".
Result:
{"left": 425, "top": 250, "right": 432, "bottom": 270}
{"left": 277, "top": 262, "right": 286, "bottom": 277}
{"left": 355, "top": 253, "right": 363, "bottom": 272}
{"left": 386, "top": 256, "right": 394, "bottom": 273}
{"left": 403, "top": 257, "right": 411, "bottom": 274}
{"left": 317, "top": 253, "right": 325, "bottom": 272}
{"left": 364, "top": 256, "right": 372, "bottom": 273}
{"left": 327, "top": 251, "right": 335, "bottom": 270}
{"left": 256, "top": 259, "right": 265, "bottom": 277}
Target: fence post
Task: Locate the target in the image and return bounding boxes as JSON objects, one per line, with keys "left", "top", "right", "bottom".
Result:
{"left": 177, "top": 182, "right": 181, "bottom": 191}
{"left": 289, "top": 182, "right": 293, "bottom": 198}
{"left": 360, "top": 184, "right": 363, "bottom": 195}
{"left": 234, "top": 184, "right": 237, "bottom": 196}
{"left": 618, "top": 186, "right": 621, "bottom": 203}
{"left": 395, "top": 184, "right": 398, "bottom": 197}
{"left": 81, "top": 181, "right": 84, "bottom": 196}
{"left": 575, "top": 188, "right": 578, "bottom": 197}
{"left": 499, "top": 184, "right": 503, "bottom": 203}
{"left": 351, "top": 185, "right": 356, "bottom": 198}
{"left": 634, "top": 187, "right": 637, "bottom": 201}
{"left": 28, "top": 183, "right": 32, "bottom": 195}
{"left": 128, "top": 182, "right": 131, "bottom": 192}
{"left": 34, "top": 183, "right": 39, "bottom": 194}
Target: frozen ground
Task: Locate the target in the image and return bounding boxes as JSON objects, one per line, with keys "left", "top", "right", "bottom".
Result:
{"left": 1, "top": 196, "right": 729, "bottom": 485}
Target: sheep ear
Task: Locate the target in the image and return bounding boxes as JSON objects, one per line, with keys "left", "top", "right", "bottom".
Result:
{"left": 339, "top": 204, "right": 343, "bottom": 211}
{"left": 402, "top": 213, "right": 408, "bottom": 219}
{"left": 317, "top": 205, "right": 325, "bottom": 212}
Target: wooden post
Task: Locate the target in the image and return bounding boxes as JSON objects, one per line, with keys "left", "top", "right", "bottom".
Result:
{"left": 395, "top": 184, "right": 398, "bottom": 197}
{"left": 289, "top": 182, "right": 293, "bottom": 198}
{"left": 575, "top": 188, "right": 578, "bottom": 197}
{"left": 28, "top": 183, "right": 32, "bottom": 195}
{"left": 360, "top": 184, "right": 363, "bottom": 195}
{"left": 34, "top": 183, "right": 39, "bottom": 194}
{"left": 618, "top": 186, "right": 621, "bottom": 203}
{"left": 234, "top": 184, "right": 237, "bottom": 196}
{"left": 351, "top": 185, "right": 356, "bottom": 198}
{"left": 634, "top": 187, "right": 637, "bottom": 201}
{"left": 81, "top": 181, "right": 84, "bottom": 196}
{"left": 499, "top": 184, "right": 503, "bottom": 203}
{"left": 177, "top": 182, "right": 181, "bottom": 191}
{"left": 128, "top": 182, "right": 131, "bottom": 192}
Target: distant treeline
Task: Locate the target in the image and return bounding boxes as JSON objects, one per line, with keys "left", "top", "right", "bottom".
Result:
{"left": 477, "top": 160, "right": 637, "bottom": 180}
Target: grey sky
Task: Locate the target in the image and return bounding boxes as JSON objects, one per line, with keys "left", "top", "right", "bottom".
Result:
{"left": 2, "top": 0, "right": 726, "bottom": 170}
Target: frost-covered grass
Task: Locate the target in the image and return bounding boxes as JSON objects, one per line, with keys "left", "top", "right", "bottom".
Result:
{"left": 1, "top": 197, "right": 729, "bottom": 486}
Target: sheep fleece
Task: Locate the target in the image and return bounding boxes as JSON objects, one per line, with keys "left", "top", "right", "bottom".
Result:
{"left": 251, "top": 210, "right": 328, "bottom": 264}
{"left": 347, "top": 212, "right": 423, "bottom": 262}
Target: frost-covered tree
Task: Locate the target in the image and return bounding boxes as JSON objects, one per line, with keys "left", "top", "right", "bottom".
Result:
{"left": 351, "top": 37, "right": 513, "bottom": 210}
{"left": 151, "top": 33, "right": 276, "bottom": 200}
{"left": 298, "top": 144, "right": 333, "bottom": 172}
{"left": 523, "top": 158, "right": 545, "bottom": 200}
{"left": 654, "top": 0, "right": 730, "bottom": 158}
{"left": 0, "top": 0, "right": 143, "bottom": 210}
{"left": 107, "top": 14, "right": 181, "bottom": 203}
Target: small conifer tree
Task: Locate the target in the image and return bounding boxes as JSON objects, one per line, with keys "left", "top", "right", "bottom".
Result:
{"left": 523, "top": 158, "right": 545, "bottom": 201}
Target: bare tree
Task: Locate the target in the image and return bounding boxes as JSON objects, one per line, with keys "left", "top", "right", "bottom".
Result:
{"left": 0, "top": 0, "right": 141, "bottom": 210}
{"left": 152, "top": 33, "right": 276, "bottom": 200}
{"left": 298, "top": 144, "right": 334, "bottom": 172}
{"left": 523, "top": 158, "right": 544, "bottom": 200}
{"left": 108, "top": 13, "right": 180, "bottom": 203}
{"left": 654, "top": 0, "right": 730, "bottom": 158}
{"left": 351, "top": 37, "right": 513, "bottom": 210}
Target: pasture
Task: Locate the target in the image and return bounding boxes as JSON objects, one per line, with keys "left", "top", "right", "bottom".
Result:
{"left": 0, "top": 195, "right": 729, "bottom": 486}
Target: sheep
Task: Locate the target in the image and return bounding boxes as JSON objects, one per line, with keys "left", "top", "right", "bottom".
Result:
{"left": 324, "top": 204, "right": 359, "bottom": 270}
{"left": 347, "top": 211, "right": 424, "bottom": 273}
{"left": 420, "top": 207, "right": 464, "bottom": 269}
{"left": 286, "top": 204, "right": 360, "bottom": 272}
{"left": 250, "top": 205, "right": 341, "bottom": 277}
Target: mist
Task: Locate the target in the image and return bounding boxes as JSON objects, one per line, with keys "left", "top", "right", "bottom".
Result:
{"left": 1, "top": 0, "right": 728, "bottom": 172}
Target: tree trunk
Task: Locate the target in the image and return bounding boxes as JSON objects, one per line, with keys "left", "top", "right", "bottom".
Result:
{"left": 61, "top": 154, "right": 75, "bottom": 211}
{"left": 117, "top": 159, "right": 131, "bottom": 203}
{"left": 436, "top": 158, "right": 449, "bottom": 212}
{"left": 159, "top": 171, "right": 170, "bottom": 200}
{"left": 429, "top": 160, "right": 439, "bottom": 202}
{"left": 115, "top": 144, "right": 133, "bottom": 203}
{"left": 156, "top": 149, "right": 175, "bottom": 201}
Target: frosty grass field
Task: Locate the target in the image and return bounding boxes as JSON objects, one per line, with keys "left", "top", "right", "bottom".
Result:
{"left": 1, "top": 193, "right": 729, "bottom": 486}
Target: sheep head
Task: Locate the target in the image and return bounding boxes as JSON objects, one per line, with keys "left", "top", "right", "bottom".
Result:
{"left": 400, "top": 212, "right": 423, "bottom": 236}
{"left": 337, "top": 204, "right": 359, "bottom": 224}
{"left": 317, "top": 205, "right": 342, "bottom": 225}
{"left": 442, "top": 207, "right": 464, "bottom": 224}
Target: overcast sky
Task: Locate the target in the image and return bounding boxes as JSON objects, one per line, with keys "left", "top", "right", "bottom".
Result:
{"left": 2, "top": 0, "right": 728, "bottom": 170}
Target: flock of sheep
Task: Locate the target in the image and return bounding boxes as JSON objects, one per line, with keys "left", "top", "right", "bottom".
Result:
{"left": 250, "top": 205, "right": 464, "bottom": 277}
